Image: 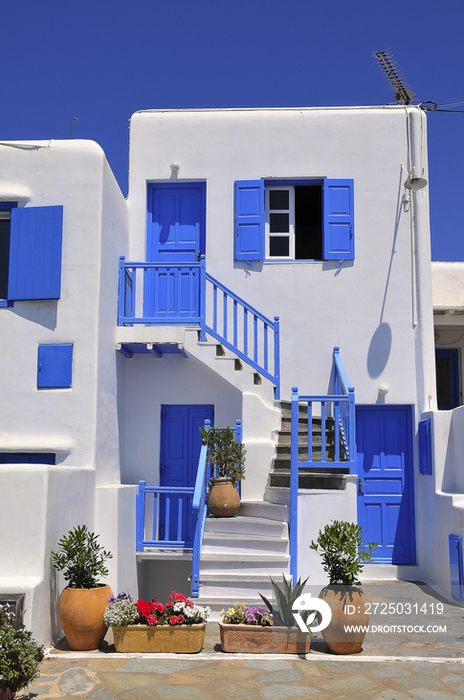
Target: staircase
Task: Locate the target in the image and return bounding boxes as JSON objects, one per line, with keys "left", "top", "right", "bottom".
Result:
{"left": 196, "top": 501, "right": 290, "bottom": 620}
{"left": 268, "top": 400, "right": 349, "bottom": 490}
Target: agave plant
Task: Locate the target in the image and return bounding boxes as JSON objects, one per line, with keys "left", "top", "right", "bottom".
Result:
{"left": 259, "top": 575, "right": 309, "bottom": 628}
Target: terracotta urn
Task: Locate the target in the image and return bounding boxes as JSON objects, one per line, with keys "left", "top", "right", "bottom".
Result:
{"left": 58, "top": 584, "right": 113, "bottom": 650}
{"left": 207, "top": 477, "right": 240, "bottom": 517}
{"left": 319, "top": 585, "right": 370, "bottom": 654}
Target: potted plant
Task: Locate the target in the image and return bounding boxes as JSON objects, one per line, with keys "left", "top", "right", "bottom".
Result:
{"left": 104, "top": 591, "right": 210, "bottom": 653}
{"left": 0, "top": 605, "right": 45, "bottom": 700}
{"left": 219, "top": 575, "right": 311, "bottom": 653}
{"left": 51, "top": 524, "right": 113, "bottom": 651}
{"left": 310, "top": 520, "right": 378, "bottom": 654}
{"left": 200, "top": 425, "right": 246, "bottom": 517}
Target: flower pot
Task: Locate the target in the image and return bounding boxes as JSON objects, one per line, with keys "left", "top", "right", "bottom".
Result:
{"left": 319, "top": 585, "right": 370, "bottom": 654}
{"left": 113, "top": 623, "right": 206, "bottom": 653}
{"left": 0, "top": 689, "right": 16, "bottom": 700}
{"left": 219, "top": 623, "right": 311, "bottom": 654}
{"left": 207, "top": 477, "right": 240, "bottom": 517}
{"left": 59, "top": 584, "right": 113, "bottom": 650}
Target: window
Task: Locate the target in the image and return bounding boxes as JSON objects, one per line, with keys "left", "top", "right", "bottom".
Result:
{"left": 0, "top": 203, "right": 63, "bottom": 304}
{"left": 234, "top": 179, "right": 354, "bottom": 263}
{"left": 37, "top": 344, "right": 73, "bottom": 389}
{"left": 0, "top": 453, "right": 56, "bottom": 464}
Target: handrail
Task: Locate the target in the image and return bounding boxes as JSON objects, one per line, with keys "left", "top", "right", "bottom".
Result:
{"left": 204, "top": 272, "right": 280, "bottom": 400}
{"left": 289, "top": 348, "right": 356, "bottom": 583}
{"left": 136, "top": 481, "right": 194, "bottom": 550}
{"left": 118, "top": 256, "right": 280, "bottom": 399}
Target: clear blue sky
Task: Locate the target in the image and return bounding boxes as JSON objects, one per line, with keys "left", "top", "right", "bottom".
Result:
{"left": 1, "top": 0, "right": 463, "bottom": 260}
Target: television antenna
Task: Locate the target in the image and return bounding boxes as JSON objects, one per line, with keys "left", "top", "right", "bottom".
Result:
{"left": 373, "top": 50, "right": 415, "bottom": 105}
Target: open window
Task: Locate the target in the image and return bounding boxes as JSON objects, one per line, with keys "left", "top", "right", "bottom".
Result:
{"left": 234, "top": 179, "right": 354, "bottom": 263}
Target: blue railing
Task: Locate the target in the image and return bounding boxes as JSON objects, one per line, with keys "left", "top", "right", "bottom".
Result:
{"left": 136, "top": 419, "right": 243, "bottom": 598}
{"left": 118, "top": 256, "right": 280, "bottom": 399}
{"left": 289, "top": 348, "right": 355, "bottom": 582}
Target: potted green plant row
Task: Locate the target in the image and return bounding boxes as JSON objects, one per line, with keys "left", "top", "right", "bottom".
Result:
{"left": 219, "top": 575, "right": 312, "bottom": 654}
{"left": 310, "top": 520, "right": 378, "bottom": 654}
{"left": 200, "top": 425, "right": 246, "bottom": 517}
{"left": 51, "top": 525, "right": 113, "bottom": 651}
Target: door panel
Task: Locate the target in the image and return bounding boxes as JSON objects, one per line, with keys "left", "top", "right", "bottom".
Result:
{"left": 160, "top": 405, "right": 213, "bottom": 544}
{"left": 148, "top": 184, "right": 205, "bottom": 263}
{"left": 356, "top": 406, "right": 415, "bottom": 564}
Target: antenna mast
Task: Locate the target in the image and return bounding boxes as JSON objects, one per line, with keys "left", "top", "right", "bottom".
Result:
{"left": 373, "top": 50, "right": 414, "bottom": 105}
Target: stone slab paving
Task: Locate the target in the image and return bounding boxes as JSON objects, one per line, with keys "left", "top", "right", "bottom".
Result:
{"left": 17, "top": 581, "right": 464, "bottom": 699}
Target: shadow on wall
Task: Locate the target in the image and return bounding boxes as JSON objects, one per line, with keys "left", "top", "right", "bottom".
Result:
{"left": 367, "top": 322, "right": 392, "bottom": 378}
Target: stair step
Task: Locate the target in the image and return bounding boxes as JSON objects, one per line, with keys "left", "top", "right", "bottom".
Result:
{"left": 205, "top": 515, "right": 287, "bottom": 538}
{"left": 238, "top": 501, "right": 289, "bottom": 522}
{"left": 269, "top": 471, "right": 347, "bottom": 490}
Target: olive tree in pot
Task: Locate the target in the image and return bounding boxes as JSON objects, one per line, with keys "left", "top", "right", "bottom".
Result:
{"left": 310, "top": 520, "right": 378, "bottom": 655}
{"left": 51, "top": 525, "right": 113, "bottom": 650}
{"left": 200, "top": 425, "right": 246, "bottom": 517}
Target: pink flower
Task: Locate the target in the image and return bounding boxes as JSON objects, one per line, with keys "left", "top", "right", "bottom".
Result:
{"left": 146, "top": 614, "right": 158, "bottom": 626}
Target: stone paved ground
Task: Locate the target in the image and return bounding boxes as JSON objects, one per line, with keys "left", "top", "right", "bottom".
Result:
{"left": 17, "top": 581, "right": 464, "bottom": 699}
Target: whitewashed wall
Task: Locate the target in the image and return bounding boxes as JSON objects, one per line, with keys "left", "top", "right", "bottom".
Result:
{"left": 128, "top": 107, "right": 435, "bottom": 410}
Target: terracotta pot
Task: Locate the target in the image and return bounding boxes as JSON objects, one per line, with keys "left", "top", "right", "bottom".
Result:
{"left": 0, "top": 689, "right": 16, "bottom": 700}
{"left": 58, "top": 584, "right": 113, "bottom": 650}
{"left": 113, "top": 623, "right": 206, "bottom": 653}
{"left": 319, "top": 585, "right": 370, "bottom": 654}
{"left": 219, "top": 623, "right": 311, "bottom": 654}
{"left": 207, "top": 477, "right": 240, "bottom": 517}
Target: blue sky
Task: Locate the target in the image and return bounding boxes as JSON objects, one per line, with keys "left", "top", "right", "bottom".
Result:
{"left": 1, "top": 0, "right": 463, "bottom": 260}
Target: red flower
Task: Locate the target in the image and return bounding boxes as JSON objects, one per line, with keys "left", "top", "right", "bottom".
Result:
{"left": 153, "top": 601, "right": 164, "bottom": 614}
{"left": 169, "top": 614, "right": 185, "bottom": 625}
{"left": 136, "top": 599, "right": 154, "bottom": 617}
{"left": 146, "top": 614, "right": 158, "bottom": 626}
{"left": 169, "top": 591, "right": 187, "bottom": 602}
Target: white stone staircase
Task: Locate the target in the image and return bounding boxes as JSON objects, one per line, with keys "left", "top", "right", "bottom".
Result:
{"left": 196, "top": 501, "right": 290, "bottom": 620}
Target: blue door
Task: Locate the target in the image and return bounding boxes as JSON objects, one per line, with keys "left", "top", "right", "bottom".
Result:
{"left": 159, "top": 405, "right": 213, "bottom": 544}
{"left": 145, "top": 183, "right": 205, "bottom": 321}
{"left": 356, "top": 406, "right": 415, "bottom": 564}
{"left": 435, "top": 348, "right": 460, "bottom": 410}
{"left": 147, "top": 183, "right": 205, "bottom": 263}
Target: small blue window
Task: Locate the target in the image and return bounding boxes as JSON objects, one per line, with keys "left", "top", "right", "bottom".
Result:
{"left": 0, "top": 453, "right": 56, "bottom": 464}
{"left": 38, "top": 344, "right": 73, "bottom": 389}
{"left": 418, "top": 419, "right": 432, "bottom": 475}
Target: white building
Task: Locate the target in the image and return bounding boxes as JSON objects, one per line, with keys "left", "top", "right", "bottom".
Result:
{"left": 0, "top": 106, "right": 463, "bottom": 645}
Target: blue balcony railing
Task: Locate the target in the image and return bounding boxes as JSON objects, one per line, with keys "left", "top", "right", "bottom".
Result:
{"left": 118, "top": 256, "right": 280, "bottom": 399}
{"left": 289, "top": 348, "right": 355, "bottom": 583}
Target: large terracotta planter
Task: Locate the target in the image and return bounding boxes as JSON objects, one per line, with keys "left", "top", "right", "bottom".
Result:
{"left": 113, "top": 623, "right": 206, "bottom": 653}
{"left": 0, "top": 689, "right": 16, "bottom": 700}
{"left": 59, "top": 584, "right": 113, "bottom": 651}
{"left": 207, "top": 477, "right": 240, "bottom": 517}
{"left": 319, "top": 585, "right": 370, "bottom": 654}
{"left": 219, "top": 623, "right": 311, "bottom": 654}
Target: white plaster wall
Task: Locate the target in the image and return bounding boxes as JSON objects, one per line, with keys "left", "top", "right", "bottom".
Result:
{"left": 432, "top": 262, "right": 464, "bottom": 308}
{"left": 118, "top": 352, "right": 242, "bottom": 485}
{"left": 127, "top": 107, "right": 435, "bottom": 409}
{"left": 297, "top": 477, "right": 358, "bottom": 587}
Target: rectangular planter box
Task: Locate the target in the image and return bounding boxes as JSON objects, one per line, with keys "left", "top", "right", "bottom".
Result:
{"left": 113, "top": 623, "right": 206, "bottom": 653}
{"left": 219, "top": 623, "right": 311, "bottom": 654}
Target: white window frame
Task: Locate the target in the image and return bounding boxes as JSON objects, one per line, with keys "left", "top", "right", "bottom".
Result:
{"left": 265, "top": 186, "right": 295, "bottom": 259}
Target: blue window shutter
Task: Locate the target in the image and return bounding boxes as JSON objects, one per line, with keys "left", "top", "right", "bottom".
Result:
{"left": 323, "top": 179, "right": 354, "bottom": 260}
{"left": 8, "top": 206, "right": 63, "bottom": 300}
{"left": 418, "top": 419, "right": 432, "bottom": 475}
{"left": 234, "top": 180, "right": 264, "bottom": 261}
{"left": 38, "top": 344, "right": 73, "bottom": 388}
{"left": 449, "top": 535, "right": 464, "bottom": 603}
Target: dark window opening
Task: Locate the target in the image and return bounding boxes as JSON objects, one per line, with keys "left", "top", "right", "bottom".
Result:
{"left": 0, "top": 453, "right": 56, "bottom": 464}
{"left": 0, "top": 212, "right": 11, "bottom": 299}
{"left": 295, "top": 186, "right": 322, "bottom": 260}
{"left": 269, "top": 236, "right": 289, "bottom": 257}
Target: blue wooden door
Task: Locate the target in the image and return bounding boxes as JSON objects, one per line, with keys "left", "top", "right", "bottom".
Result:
{"left": 159, "top": 405, "right": 213, "bottom": 544}
{"left": 356, "top": 406, "right": 415, "bottom": 564}
{"left": 147, "top": 183, "right": 205, "bottom": 263}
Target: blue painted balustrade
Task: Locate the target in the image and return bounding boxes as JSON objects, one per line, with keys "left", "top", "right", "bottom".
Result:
{"left": 118, "top": 256, "right": 280, "bottom": 399}
{"left": 289, "top": 347, "right": 355, "bottom": 583}
{"left": 136, "top": 419, "right": 243, "bottom": 598}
